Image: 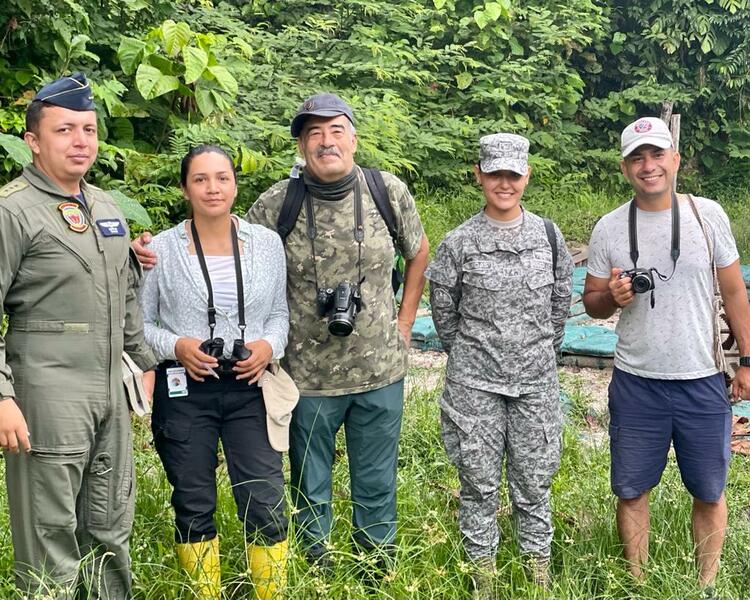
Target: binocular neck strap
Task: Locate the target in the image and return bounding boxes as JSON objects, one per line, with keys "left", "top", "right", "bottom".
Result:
{"left": 190, "top": 219, "right": 246, "bottom": 342}
{"left": 303, "top": 179, "right": 365, "bottom": 292}
{"left": 628, "top": 191, "right": 680, "bottom": 271}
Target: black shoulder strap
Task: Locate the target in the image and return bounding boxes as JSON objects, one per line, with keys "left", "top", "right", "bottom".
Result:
{"left": 276, "top": 177, "right": 306, "bottom": 243}
{"left": 277, "top": 169, "right": 397, "bottom": 246}
{"left": 362, "top": 167, "right": 398, "bottom": 246}
{"left": 543, "top": 218, "right": 557, "bottom": 274}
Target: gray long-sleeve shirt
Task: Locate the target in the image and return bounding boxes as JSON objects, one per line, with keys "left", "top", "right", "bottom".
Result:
{"left": 139, "top": 218, "right": 289, "bottom": 361}
{"left": 426, "top": 210, "right": 573, "bottom": 397}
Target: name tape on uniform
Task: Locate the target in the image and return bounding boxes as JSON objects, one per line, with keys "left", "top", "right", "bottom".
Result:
{"left": 96, "top": 219, "right": 126, "bottom": 237}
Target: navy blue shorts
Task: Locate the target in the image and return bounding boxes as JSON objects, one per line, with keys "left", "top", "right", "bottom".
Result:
{"left": 608, "top": 367, "right": 731, "bottom": 502}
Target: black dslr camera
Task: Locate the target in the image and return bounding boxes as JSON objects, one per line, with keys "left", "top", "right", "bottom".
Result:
{"left": 619, "top": 268, "right": 655, "bottom": 294}
{"left": 317, "top": 282, "right": 362, "bottom": 337}
{"left": 199, "top": 337, "right": 251, "bottom": 374}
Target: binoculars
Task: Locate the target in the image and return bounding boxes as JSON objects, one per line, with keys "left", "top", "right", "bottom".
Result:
{"left": 199, "top": 337, "right": 251, "bottom": 374}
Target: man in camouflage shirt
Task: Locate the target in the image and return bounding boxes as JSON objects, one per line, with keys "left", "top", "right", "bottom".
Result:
{"left": 426, "top": 133, "right": 572, "bottom": 596}
{"left": 249, "top": 94, "right": 428, "bottom": 563}
{"left": 134, "top": 93, "right": 429, "bottom": 564}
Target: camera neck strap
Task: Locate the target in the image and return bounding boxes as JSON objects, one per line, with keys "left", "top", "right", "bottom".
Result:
{"left": 303, "top": 179, "right": 364, "bottom": 292}
{"left": 628, "top": 191, "right": 680, "bottom": 270}
{"left": 190, "top": 219, "right": 246, "bottom": 341}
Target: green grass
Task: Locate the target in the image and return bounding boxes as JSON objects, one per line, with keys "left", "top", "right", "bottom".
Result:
{"left": 1, "top": 368, "right": 749, "bottom": 599}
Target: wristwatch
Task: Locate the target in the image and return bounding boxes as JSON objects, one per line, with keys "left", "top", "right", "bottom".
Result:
{"left": 740, "top": 357, "right": 750, "bottom": 368}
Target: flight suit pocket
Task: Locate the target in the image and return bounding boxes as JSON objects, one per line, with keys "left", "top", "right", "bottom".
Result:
{"left": 29, "top": 449, "right": 88, "bottom": 529}
{"left": 87, "top": 452, "right": 113, "bottom": 528}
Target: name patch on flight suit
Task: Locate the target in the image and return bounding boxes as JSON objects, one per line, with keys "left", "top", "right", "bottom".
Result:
{"left": 57, "top": 202, "right": 88, "bottom": 233}
{"left": 96, "top": 219, "right": 126, "bottom": 237}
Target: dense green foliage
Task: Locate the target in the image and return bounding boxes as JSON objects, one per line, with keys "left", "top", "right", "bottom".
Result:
{"left": 2, "top": 0, "right": 750, "bottom": 243}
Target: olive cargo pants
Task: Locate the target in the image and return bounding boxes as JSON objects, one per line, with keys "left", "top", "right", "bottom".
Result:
{"left": 289, "top": 379, "right": 403, "bottom": 552}
{"left": 4, "top": 404, "right": 134, "bottom": 600}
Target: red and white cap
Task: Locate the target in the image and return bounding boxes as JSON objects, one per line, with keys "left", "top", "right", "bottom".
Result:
{"left": 621, "top": 117, "right": 674, "bottom": 157}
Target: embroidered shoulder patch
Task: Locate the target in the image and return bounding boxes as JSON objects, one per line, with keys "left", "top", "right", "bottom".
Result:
{"left": 0, "top": 180, "right": 29, "bottom": 198}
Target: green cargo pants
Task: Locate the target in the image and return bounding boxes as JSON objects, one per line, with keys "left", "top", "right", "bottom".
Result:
{"left": 289, "top": 379, "right": 404, "bottom": 552}
{"left": 4, "top": 405, "right": 135, "bottom": 600}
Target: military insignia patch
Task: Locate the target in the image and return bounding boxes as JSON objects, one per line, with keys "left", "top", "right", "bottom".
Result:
{"left": 58, "top": 202, "right": 88, "bottom": 233}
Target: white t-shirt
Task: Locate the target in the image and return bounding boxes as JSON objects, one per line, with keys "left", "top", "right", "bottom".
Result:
{"left": 587, "top": 195, "right": 738, "bottom": 379}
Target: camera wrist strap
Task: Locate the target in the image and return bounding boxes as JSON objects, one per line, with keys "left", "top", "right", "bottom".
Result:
{"left": 190, "top": 219, "right": 246, "bottom": 342}
{"left": 303, "top": 180, "right": 364, "bottom": 292}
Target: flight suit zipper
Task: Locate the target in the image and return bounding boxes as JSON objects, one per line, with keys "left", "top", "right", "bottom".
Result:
{"left": 47, "top": 234, "right": 93, "bottom": 273}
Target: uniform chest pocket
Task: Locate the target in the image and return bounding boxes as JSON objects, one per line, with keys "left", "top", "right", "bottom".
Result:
{"left": 526, "top": 267, "right": 554, "bottom": 290}
{"left": 44, "top": 232, "right": 93, "bottom": 273}
{"left": 461, "top": 260, "right": 504, "bottom": 291}
{"left": 520, "top": 250, "right": 554, "bottom": 290}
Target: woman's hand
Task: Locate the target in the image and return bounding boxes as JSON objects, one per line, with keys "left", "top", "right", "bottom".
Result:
{"left": 234, "top": 339, "right": 273, "bottom": 384}
{"left": 174, "top": 337, "right": 220, "bottom": 381}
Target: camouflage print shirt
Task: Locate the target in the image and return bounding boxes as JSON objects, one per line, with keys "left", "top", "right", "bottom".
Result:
{"left": 246, "top": 166, "right": 425, "bottom": 396}
{"left": 426, "top": 210, "right": 573, "bottom": 396}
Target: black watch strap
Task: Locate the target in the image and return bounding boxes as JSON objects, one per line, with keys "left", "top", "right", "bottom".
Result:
{"left": 739, "top": 356, "right": 750, "bottom": 367}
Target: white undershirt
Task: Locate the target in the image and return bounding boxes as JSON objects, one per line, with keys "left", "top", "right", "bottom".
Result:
{"left": 190, "top": 255, "right": 238, "bottom": 312}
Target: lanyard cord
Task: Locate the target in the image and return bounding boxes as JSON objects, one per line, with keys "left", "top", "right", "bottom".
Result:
{"left": 190, "top": 219, "right": 246, "bottom": 341}
{"left": 303, "top": 180, "right": 364, "bottom": 291}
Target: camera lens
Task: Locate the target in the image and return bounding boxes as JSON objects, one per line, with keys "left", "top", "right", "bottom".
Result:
{"left": 631, "top": 273, "right": 652, "bottom": 294}
{"left": 328, "top": 317, "right": 354, "bottom": 337}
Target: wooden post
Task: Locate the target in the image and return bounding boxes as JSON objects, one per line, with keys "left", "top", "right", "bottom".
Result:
{"left": 660, "top": 101, "right": 674, "bottom": 125}
{"left": 670, "top": 114, "right": 681, "bottom": 190}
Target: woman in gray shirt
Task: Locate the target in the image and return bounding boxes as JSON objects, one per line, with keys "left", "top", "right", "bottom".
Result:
{"left": 139, "top": 145, "right": 289, "bottom": 600}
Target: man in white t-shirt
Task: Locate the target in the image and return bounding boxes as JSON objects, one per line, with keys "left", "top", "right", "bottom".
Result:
{"left": 583, "top": 117, "right": 750, "bottom": 590}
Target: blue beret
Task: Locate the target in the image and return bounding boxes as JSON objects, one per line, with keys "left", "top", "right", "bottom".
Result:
{"left": 32, "top": 72, "right": 95, "bottom": 111}
{"left": 291, "top": 93, "right": 354, "bottom": 138}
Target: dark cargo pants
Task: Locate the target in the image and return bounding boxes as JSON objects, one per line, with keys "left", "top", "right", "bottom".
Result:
{"left": 289, "top": 379, "right": 404, "bottom": 551}
{"left": 5, "top": 401, "right": 135, "bottom": 600}
{"left": 151, "top": 366, "right": 287, "bottom": 544}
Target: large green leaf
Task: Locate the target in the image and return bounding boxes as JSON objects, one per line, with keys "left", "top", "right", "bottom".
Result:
{"left": 135, "top": 64, "right": 180, "bottom": 100}
{"left": 194, "top": 85, "right": 218, "bottom": 116}
{"left": 206, "top": 66, "right": 238, "bottom": 95}
{"left": 161, "top": 20, "right": 192, "bottom": 57}
{"left": 118, "top": 37, "right": 147, "bottom": 76}
{"left": 0, "top": 133, "right": 32, "bottom": 167}
{"left": 183, "top": 46, "right": 209, "bottom": 84}
{"left": 108, "top": 190, "right": 152, "bottom": 228}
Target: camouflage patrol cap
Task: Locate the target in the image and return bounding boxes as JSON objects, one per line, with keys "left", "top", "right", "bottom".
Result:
{"left": 479, "top": 133, "right": 529, "bottom": 176}
{"left": 290, "top": 93, "right": 355, "bottom": 138}
{"left": 32, "top": 72, "right": 95, "bottom": 111}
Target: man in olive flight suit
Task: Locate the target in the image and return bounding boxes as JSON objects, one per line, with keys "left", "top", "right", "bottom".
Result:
{"left": 0, "top": 73, "right": 156, "bottom": 599}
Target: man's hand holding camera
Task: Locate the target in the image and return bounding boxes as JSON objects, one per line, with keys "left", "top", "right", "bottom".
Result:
{"left": 609, "top": 267, "right": 635, "bottom": 308}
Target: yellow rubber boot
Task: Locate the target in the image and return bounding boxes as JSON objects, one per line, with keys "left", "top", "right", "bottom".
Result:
{"left": 247, "top": 539, "right": 288, "bottom": 600}
{"left": 176, "top": 537, "right": 221, "bottom": 600}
